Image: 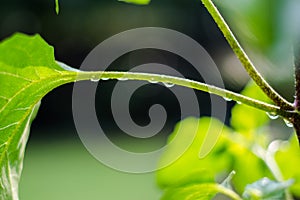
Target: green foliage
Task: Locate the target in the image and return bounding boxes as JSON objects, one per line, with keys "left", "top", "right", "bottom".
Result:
{"left": 157, "top": 82, "right": 299, "bottom": 199}
{"left": 156, "top": 117, "right": 233, "bottom": 188}
{"left": 0, "top": 33, "right": 77, "bottom": 199}
{"left": 1, "top": 0, "right": 300, "bottom": 199}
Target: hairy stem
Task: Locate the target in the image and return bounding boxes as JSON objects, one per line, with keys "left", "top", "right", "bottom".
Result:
{"left": 201, "top": 0, "right": 294, "bottom": 110}
{"left": 294, "top": 40, "right": 300, "bottom": 111}
{"left": 74, "top": 70, "right": 294, "bottom": 118}
{"left": 293, "top": 41, "right": 300, "bottom": 139}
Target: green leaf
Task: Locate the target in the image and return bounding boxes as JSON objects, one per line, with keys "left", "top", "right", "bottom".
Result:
{"left": 230, "top": 81, "right": 271, "bottom": 135}
{"left": 0, "top": 33, "right": 77, "bottom": 199}
{"left": 156, "top": 116, "right": 272, "bottom": 194}
{"left": 242, "top": 177, "right": 293, "bottom": 200}
{"left": 156, "top": 117, "right": 233, "bottom": 188}
{"left": 161, "top": 183, "right": 242, "bottom": 200}
{"left": 0, "top": 33, "right": 62, "bottom": 70}
{"left": 118, "top": 0, "right": 151, "bottom": 5}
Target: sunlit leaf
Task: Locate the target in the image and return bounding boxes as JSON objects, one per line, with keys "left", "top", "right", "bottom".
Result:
{"left": 156, "top": 117, "right": 233, "bottom": 188}
{"left": 0, "top": 33, "right": 77, "bottom": 199}
{"left": 156, "top": 116, "right": 273, "bottom": 195}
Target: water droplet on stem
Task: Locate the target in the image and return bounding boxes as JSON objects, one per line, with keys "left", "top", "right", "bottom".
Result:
{"left": 163, "top": 82, "right": 174, "bottom": 88}
{"left": 90, "top": 75, "right": 99, "bottom": 82}
{"left": 117, "top": 77, "right": 128, "bottom": 81}
{"left": 223, "top": 97, "right": 232, "bottom": 101}
{"left": 284, "top": 119, "right": 293, "bottom": 128}
{"left": 148, "top": 78, "right": 158, "bottom": 84}
{"left": 266, "top": 112, "right": 279, "bottom": 120}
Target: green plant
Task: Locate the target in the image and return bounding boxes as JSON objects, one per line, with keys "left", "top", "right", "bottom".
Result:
{"left": 0, "top": 0, "right": 300, "bottom": 199}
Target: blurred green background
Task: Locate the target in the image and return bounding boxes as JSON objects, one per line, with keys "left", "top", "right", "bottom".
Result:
{"left": 1, "top": 0, "right": 300, "bottom": 199}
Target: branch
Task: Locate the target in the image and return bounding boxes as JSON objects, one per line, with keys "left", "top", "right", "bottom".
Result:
{"left": 201, "top": 0, "right": 294, "bottom": 110}
{"left": 75, "top": 70, "right": 294, "bottom": 118}
{"left": 294, "top": 41, "right": 300, "bottom": 110}
{"left": 293, "top": 40, "right": 300, "bottom": 138}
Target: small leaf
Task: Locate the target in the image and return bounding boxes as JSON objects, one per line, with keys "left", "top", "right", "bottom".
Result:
{"left": 118, "top": 0, "right": 151, "bottom": 5}
{"left": 242, "top": 177, "right": 294, "bottom": 200}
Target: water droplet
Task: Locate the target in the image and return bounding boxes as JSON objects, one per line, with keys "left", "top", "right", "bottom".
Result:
{"left": 90, "top": 75, "right": 99, "bottom": 82}
{"left": 223, "top": 97, "right": 232, "bottom": 101}
{"left": 236, "top": 101, "right": 241, "bottom": 104}
{"left": 163, "top": 82, "right": 174, "bottom": 88}
{"left": 284, "top": 119, "right": 293, "bottom": 128}
{"left": 266, "top": 112, "right": 279, "bottom": 120}
{"left": 117, "top": 77, "right": 128, "bottom": 81}
{"left": 101, "top": 77, "right": 109, "bottom": 81}
{"left": 148, "top": 78, "right": 158, "bottom": 84}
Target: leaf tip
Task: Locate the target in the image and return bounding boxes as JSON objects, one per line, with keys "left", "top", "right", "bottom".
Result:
{"left": 55, "top": 0, "right": 59, "bottom": 14}
{"left": 118, "top": 0, "right": 151, "bottom": 5}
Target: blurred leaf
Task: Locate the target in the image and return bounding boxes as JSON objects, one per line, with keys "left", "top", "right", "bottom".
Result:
{"left": 242, "top": 177, "right": 293, "bottom": 200}
{"left": 156, "top": 117, "right": 233, "bottom": 188}
{"left": 230, "top": 81, "right": 271, "bottom": 135}
{"left": 228, "top": 141, "right": 272, "bottom": 193}
{"left": 275, "top": 133, "right": 300, "bottom": 197}
{"left": 0, "top": 33, "right": 77, "bottom": 199}
{"left": 156, "top": 116, "right": 272, "bottom": 194}
{"left": 118, "top": 0, "right": 151, "bottom": 5}
{"left": 161, "top": 183, "right": 241, "bottom": 200}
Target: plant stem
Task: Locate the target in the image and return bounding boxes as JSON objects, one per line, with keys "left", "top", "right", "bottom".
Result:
{"left": 293, "top": 41, "right": 300, "bottom": 139}
{"left": 75, "top": 70, "right": 294, "bottom": 118}
{"left": 201, "top": 0, "right": 294, "bottom": 111}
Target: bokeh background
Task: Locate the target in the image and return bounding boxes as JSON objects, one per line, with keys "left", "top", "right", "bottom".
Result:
{"left": 0, "top": 0, "right": 299, "bottom": 199}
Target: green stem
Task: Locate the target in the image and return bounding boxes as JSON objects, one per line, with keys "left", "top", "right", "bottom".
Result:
{"left": 75, "top": 70, "right": 294, "bottom": 118}
{"left": 201, "top": 0, "right": 294, "bottom": 110}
